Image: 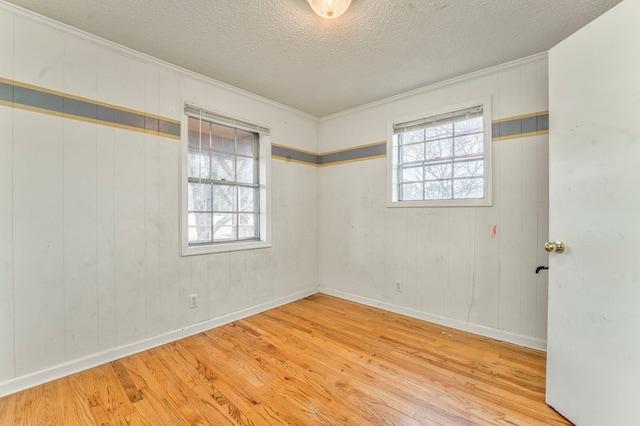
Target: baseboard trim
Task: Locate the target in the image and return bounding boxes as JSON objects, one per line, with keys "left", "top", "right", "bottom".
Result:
{"left": 0, "top": 287, "right": 318, "bottom": 398}
{"left": 0, "top": 286, "right": 547, "bottom": 397}
{"left": 319, "top": 287, "right": 547, "bottom": 351}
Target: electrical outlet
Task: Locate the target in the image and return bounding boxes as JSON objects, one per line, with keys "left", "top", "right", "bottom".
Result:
{"left": 189, "top": 293, "right": 199, "bottom": 309}
{"left": 395, "top": 280, "right": 402, "bottom": 292}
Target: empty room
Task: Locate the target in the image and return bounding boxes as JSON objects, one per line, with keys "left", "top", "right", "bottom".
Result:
{"left": 0, "top": 0, "right": 638, "bottom": 424}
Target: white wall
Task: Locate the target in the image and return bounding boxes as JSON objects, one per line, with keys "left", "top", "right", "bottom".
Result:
{"left": 0, "top": 4, "right": 319, "bottom": 395}
{"left": 318, "top": 55, "right": 550, "bottom": 349}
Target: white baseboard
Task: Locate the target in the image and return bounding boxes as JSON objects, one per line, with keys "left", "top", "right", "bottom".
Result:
{"left": 1, "top": 286, "right": 546, "bottom": 397}
{"left": 0, "top": 287, "right": 318, "bottom": 398}
{"left": 319, "top": 287, "right": 547, "bottom": 351}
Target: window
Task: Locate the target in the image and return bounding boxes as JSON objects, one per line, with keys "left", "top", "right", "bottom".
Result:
{"left": 389, "top": 99, "right": 492, "bottom": 207}
{"left": 182, "top": 103, "right": 271, "bottom": 255}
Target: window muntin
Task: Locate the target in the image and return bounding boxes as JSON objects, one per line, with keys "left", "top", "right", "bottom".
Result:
{"left": 187, "top": 116, "right": 259, "bottom": 245}
{"left": 390, "top": 101, "right": 492, "bottom": 207}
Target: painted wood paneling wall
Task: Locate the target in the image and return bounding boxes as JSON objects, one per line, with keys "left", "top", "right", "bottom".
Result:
{"left": 0, "top": 2, "right": 553, "bottom": 395}
{"left": 318, "top": 56, "right": 550, "bottom": 349}
{"left": 0, "top": 6, "right": 319, "bottom": 392}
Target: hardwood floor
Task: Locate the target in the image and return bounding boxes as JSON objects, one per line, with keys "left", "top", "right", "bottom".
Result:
{"left": 1, "top": 294, "right": 570, "bottom": 425}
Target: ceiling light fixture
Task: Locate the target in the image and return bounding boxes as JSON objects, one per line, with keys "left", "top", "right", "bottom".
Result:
{"left": 307, "top": 0, "right": 352, "bottom": 19}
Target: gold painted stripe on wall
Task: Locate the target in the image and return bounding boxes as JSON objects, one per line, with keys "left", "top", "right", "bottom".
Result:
{"left": 319, "top": 140, "right": 387, "bottom": 156}
{"left": 271, "top": 155, "right": 319, "bottom": 167}
{"left": 273, "top": 155, "right": 389, "bottom": 167}
{"left": 493, "top": 129, "right": 549, "bottom": 142}
{"left": 492, "top": 111, "right": 549, "bottom": 141}
{"left": 272, "top": 141, "right": 388, "bottom": 167}
{"left": 273, "top": 108, "right": 550, "bottom": 167}
{"left": 9, "top": 79, "right": 180, "bottom": 125}
{"left": 492, "top": 111, "right": 549, "bottom": 123}
{"left": 272, "top": 143, "right": 319, "bottom": 157}
{"left": 12, "top": 102, "right": 66, "bottom": 118}
{"left": 0, "top": 77, "right": 181, "bottom": 140}
{"left": 317, "top": 154, "right": 387, "bottom": 167}
{"left": 2, "top": 77, "right": 549, "bottom": 160}
{"left": 6, "top": 101, "right": 181, "bottom": 140}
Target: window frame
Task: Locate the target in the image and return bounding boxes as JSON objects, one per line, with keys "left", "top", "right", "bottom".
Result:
{"left": 387, "top": 97, "right": 493, "bottom": 208}
{"left": 181, "top": 102, "right": 271, "bottom": 256}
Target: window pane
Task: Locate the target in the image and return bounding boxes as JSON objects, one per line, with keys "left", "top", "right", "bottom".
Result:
{"left": 454, "top": 133, "right": 484, "bottom": 157}
{"left": 212, "top": 185, "right": 235, "bottom": 212}
{"left": 236, "top": 157, "right": 255, "bottom": 184}
{"left": 402, "top": 182, "right": 423, "bottom": 201}
{"left": 199, "top": 153, "right": 211, "bottom": 180}
{"left": 453, "top": 159, "right": 484, "bottom": 178}
{"left": 212, "top": 124, "right": 235, "bottom": 153}
{"left": 425, "top": 180, "right": 452, "bottom": 200}
{"left": 188, "top": 213, "right": 212, "bottom": 242}
{"left": 188, "top": 117, "right": 201, "bottom": 151}
{"left": 188, "top": 212, "right": 212, "bottom": 227}
{"left": 238, "top": 213, "right": 257, "bottom": 239}
{"left": 188, "top": 226, "right": 212, "bottom": 244}
{"left": 186, "top": 151, "right": 212, "bottom": 180}
{"left": 401, "top": 143, "right": 424, "bottom": 164}
{"left": 453, "top": 178, "right": 484, "bottom": 199}
{"left": 401, "top": 129, "right": 425, "bottom": 144}
{"left": 211, "top": 153, "right": 235, "bottom": 181}
{"left": 426, "top": 123, "right": 453, "bottom": 141}
{"left": 213, "top": 213, "right": 236, "bottom": 241}
{"left": 236, "top": 131, "right": 255, "bottom": 157}
{"left": 188, "top": 118, "right": 209, "bottom": 179}
{"left": 425, "top": 163, "right": 452, "bottom": 180}
{"left": 187, "top": 150, "right": 200, "bottom": 178}
{"left": 425, "top": 138, "right": 453, "bottom": 160}
{"left": 402, "top": 166, "right": 423, "bottom": 182}
{"left": 454, "top": 116, "right": 483, "bottom": 135}
{"left": 200, "top": 121, "right": 211, "bottom": 149}
{"left": 239, "top": 187, "right": 258, "bottom": 212}
{"left": 188, "top": 182, "right": 212, "bottom": 211}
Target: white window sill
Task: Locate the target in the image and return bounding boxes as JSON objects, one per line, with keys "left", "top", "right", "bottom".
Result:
{"left": 386, "top": 198, "right": 492, "bottom": 208}
{"left": 182, "top": 240, "right": 271, "bottom": 256}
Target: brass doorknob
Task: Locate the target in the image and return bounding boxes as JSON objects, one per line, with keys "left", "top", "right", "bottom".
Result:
{"left": 545, "top": 241, "right": 565, "bottom": 253}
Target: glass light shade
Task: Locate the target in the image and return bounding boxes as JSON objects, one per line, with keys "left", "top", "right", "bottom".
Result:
{"left": 307, "top": 0, "right": 352, "bottom": 19}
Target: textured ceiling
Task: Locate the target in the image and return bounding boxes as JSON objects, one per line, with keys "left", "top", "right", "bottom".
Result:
{"left": 5, "top": 0, "right": 622, "bottom": 117}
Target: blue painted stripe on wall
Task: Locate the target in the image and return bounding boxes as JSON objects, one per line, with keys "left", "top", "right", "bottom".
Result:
{"left": 272, "top": 145, "right": 320, "bottom": 164}
{"left": 114, "top": 109, "right": 146, "bottom": 130}
{"left": 272, "top": 142, "right": 387, "bottom": 166}
{"left": 159, "top": 120, "right": 180, "bottom": 137}
{"left": 14, "top": 86, "right": 63, "bottom": 113}
{"left": 64, "top": 97, "right": 97, "bottom": 120}
{"left": 537, "top": 114, "right": 549, "bottom": 131}
{"left": 0, "top": 82, "right": 12, "bottom": 102}
{"left": 319, "top": 143, "right": 386, "bottom": 165}
{"left": 145, "top": 116, "right": 159, "bottom": 133}
{"left": 492, "top": 113, "right": 549, "bottom": 139}
{"left": 0, "top": 79, "right": 181, "bottom": 138}
{"left": 1, "top": 78, "right": 550, "bottom": 165}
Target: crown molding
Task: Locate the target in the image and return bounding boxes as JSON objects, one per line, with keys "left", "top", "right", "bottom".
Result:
{"left": 0, "top": 0, "right": 319, "bottom": 122}
{"left": 320, "top": 51, "right": 548, "bottom": 122}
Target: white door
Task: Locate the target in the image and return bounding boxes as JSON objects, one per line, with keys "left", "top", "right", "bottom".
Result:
{"left": 546, "top": 1, "right": 640, "bottom": 424}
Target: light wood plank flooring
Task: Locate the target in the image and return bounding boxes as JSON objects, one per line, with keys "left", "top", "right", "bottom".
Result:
{"left": 1, "top": 294, "right": 570, "bottom": 425}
